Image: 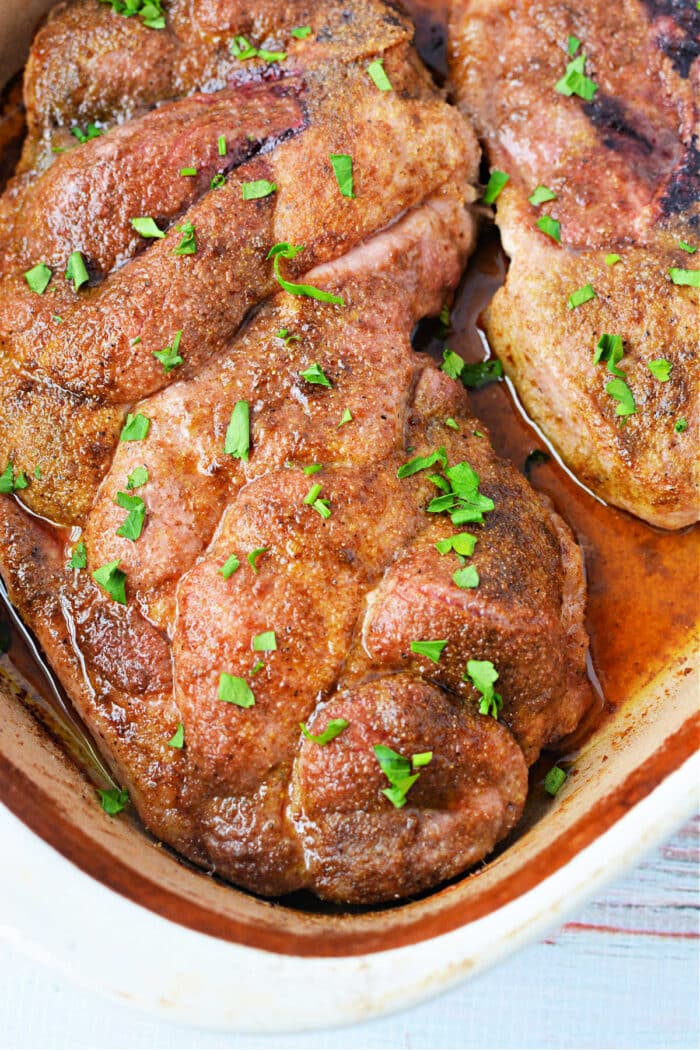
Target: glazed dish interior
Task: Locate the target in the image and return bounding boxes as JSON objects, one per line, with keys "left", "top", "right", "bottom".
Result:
{"left": 0, "top": 0, "right": 697, "bottom": 939}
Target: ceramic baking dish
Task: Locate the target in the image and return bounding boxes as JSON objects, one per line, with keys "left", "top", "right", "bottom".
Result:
{"left": 0, "top": 0, "right": 697, "bottom": 1031}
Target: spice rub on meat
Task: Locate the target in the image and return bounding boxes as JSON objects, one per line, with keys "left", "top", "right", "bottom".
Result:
{"left": 450, "top": 0, "right": 699, "bottom": 530}
{"left": 0, "top": 0, "right": 592, "bottom": 903}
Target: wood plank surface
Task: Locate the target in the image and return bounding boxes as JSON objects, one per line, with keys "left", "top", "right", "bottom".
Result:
{"left": 1, "top": 816, "right": 697, "bottom": 1050}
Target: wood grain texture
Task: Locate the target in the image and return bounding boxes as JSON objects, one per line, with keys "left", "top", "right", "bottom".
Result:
{"left": 0, "top": 816, "right": 697, "bottom": 1050}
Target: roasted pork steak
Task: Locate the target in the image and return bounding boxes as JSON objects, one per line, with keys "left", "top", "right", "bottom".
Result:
{"left": 0, "top": 0, "right": 592, "bottom": 903}
{"left": 450, "top": 0, "right": 699, "bottom": 530}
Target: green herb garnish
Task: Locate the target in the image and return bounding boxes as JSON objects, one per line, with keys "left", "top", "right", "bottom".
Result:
{"left": 300, "top": 718, "right": 349, "bottom": 745}
{"left": 536, "top": 214, "right": 561, "bottom": 243}
{"left": 126, "top": 466, "right": 148, "bottom": 490}
{"left": 410, "top": 639, "right": 447, "bottom": 663}
{"left": 65, "top": 250, "right": 89, "bottom": 290}
{"left": 465, "top": 659, "right": 502, "bottom": 718}
{"left": 593, "top": 333, "right": 625, "bottom": 376}
{"left": 330, "top": 154, "right": 355, "bottom": 198}
{"left": 544, "top": 765, "right": 567, "bottom": 796}
{"left": 225, "top": 400, "right": 250, "bottom": 460}
{"left": 219, "top": 554, "right": 240, "bottom": 578}
{"left": 115, "top": 491, "right": 146, "bottom": 541}
{"left": 92, "top": 559, "right": 127, "bottom": 604}
{"left": 23, "top": 263, "right": 52, "bottom": 294}
{"left": 397, "top": 447, "right": 447, "bottom": 479}
{"left": 373, "top": 745, "right": 431, "bottom": 808}
{"left": 173, "top": 222, "right": 196, "bottom": 255}
{"left": 529, "top": 184, "right": 557, "bottom": 206}
{"left": 366, "top": 59, "right": 392, "bottom": 91}
{"left": 453, "top": 565, "right": 480, "bottom": 589}
{"left": 482, "top": 170, "right": 509, "bottom": 204}
{"left": 647, "top": 358, "right": 672, "bottom": 382}
{"left": 555, "top": 52, "right": 598, "bottom": 100}
{"left": 97, "top": 787, "right": 130, "bottom": 814}
{"left": 167, "top": 723, "right": 185, "bottom": 749}
{"left": 300, "top": 362, "right": 332, "bottom": 387}
{"left": 131, "top": 216, "right": 165, "bottom": 239}
{"left": 267, "top": 242, "right": 345, "bottom": 305}
{"left": 119, "top": 413, "right": 151, "bottom": 442}
{"left": 605, "top": 377, "right": 637, "bottom": 417}
{"left": 218, "top": 673, "right": 255, "bottom": 708}
{"left": 153, "top": 330, "right": 184, "bottom": 372}
{"left": 248, "top": 547, "right": 268, "bottom": 573}
{"left": 69, "top": 541, "right": 87, "bottom": 570}
{"left": 242, "top": 179, "right": 277, "bottom": 200}
{"left": 669, "top": 268, "right": 700, "bottom": 287}
{"left": 568, "top": 283, "right": 596, "bottom": 309}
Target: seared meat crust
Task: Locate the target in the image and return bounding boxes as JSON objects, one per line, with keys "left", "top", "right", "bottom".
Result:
{"left": 450, "top": 0, "right": 699, "bottom": 529}
{"left": 0, "top": 0, "right": 592, "bottom": 903}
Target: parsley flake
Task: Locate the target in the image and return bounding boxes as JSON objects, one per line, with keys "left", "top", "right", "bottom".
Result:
{"left": 173, "top": 222, "right": 196, "bottom": 255}
{"left": 648, "top": 358, "right": 672, "bottom": 382}
{"left": 71, "top": 123, "right": 103, "bottom": 144}
{"left": 679, "top": 241, "right": 696, "bottom": 254}
{"left": 529, "top": 184, "right": 557, "bottom": 206}
{"left": 153, "top": 330, "right": 184, "bottom": 372}
{"left": 675, "top": 418, "right": 688, "bottom": 433}
{"left": 555, "top": 52, "right": 598, "bottom": 100}
{"left": 482, "top": 170, "right": 509, "bottom": 204}
{"left": 544, "top": 765, "right": 567, "bottom": 796}
{"left": 300, "top": 718, "right": 349, "bottom": 745}
{"left": 373, "top": 745, "right": 431, "bottom": 808}
{"left": 115, "top": 491, "right": 146, "bottom": 541}
{"left": 119, "top": 413, "right": 151, "bottom": 442}
{"left": 465, "top": 659, "right": 502, "bottom": 718}
{"left": 65, "top": 250, "right": 89, "bottom": 290}
{"left": 441, "top": 349, "right": 503, "bottom": 388}
{"left": 131, "top": 216, "right": 165, "bottom": 239}
{"left": 303, "top": 464, "right": 323, "bottom": 475}
{"left": 242, "top": 179, "right": 277, "bottom": 200}
{"left": 435, "top": 533, "right": 477, "bottom": 557}
{"left": 410, "top": 639, "right": 447, "bottom": 663}
{"left": 0, "top": 463, "right": 28, "bottom": 494}
{"left": 225, "top": 400, "right": 250, "bottom": 461}
{"left": 248, "top": 547, "right": 268, "bottom": 573}
{"left": 453, "top": 565, "right": 480, "bottom": 589}
{"left": 338, "top": 408, "right": 353, "bottom": 427}
{"left": 568, "top": 283, "right": 596, "bottom": 309}
{"left": 99, "top": 0, "right": 166, "bottom": 30}
{"left": 593, "top": 333, "right": 625, "bottom": 376}
{"left": 167, "top": 722, "right": 185, "bottom": 749}
{"left": 605, "top": 253, "right": 621, "bottom": 266}
{"left": 180, "top": 166, "right": 197, "bottom": 177}
{"left": 98, "top": 787, "right": 130, "bottom": 815}
{"left": 606, "top": 376, "right": 637, "bottom": 417}
{"left": 267, "top": 242, "right": 345, "bottom": 305}
{"left": 218, "top": 673, "right": 255, "bottom": 708}
{"left": 69, "top": 542, "right": 87, "bottom": 570}
{"left": 427, "top": 461, "right": 495, "bottom": 525}
{"left": 92, "top": 559, "right": 127, "bottom": 604}
{"left": 253, "top": 630, "right": 277, "bottom": 652}
{"left": 24, "top": 262, "right": 52, "bottom": 294}
{"left": 536, "top": 214, "right": 561, "bottom": 243}
{"left": 397, "top": 446, "right": 447, "bottom": 479}
{"left": 366, "top": 59, "right": 392, "bottom": 91}
{"left": 219, "top": 554, "right": 240, "bottom": 578}
{"left": 300, "top": 362, "right": 332, "bottom": 387}
{"left": 669, "top": 268, "right": 700, "bottom": 287}
{"left": 291, "top": 26, "right": 312, "bottom": 39}
{"left": 567, "top": 35, "right": 581, "bottom": 56}
{"left": 330, "top": 154, "right": 355, "bottom": 198}
{"left": 126, "top": 466, "right": 148, "bottom": 490}
{"left": 304, "top": 483, "right": 323, "bottom": 505}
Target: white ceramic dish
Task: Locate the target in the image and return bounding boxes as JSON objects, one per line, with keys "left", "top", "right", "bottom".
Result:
{"left": 0, "top": 0, "right": 698, "bottom": 1032}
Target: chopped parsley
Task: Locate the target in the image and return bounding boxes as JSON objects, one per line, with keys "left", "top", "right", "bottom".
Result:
{"left": 605, "top": 253, "right": 621, "bottom": 266}
{"left": 536, "top": 214, "right": 561, "bottom": 243}
{"left": 465, "top": 659, "right": 502, "bottom": 718}
{"left": 338, "top": 408, "right": 353, "bottom": 427}
{"left": 482, "top": 170, "right": 509, "bottom": 204}
{"left": 529, "top": 184, "right": 557, "bottom": 206}
{"left": 435, "top": 532, "right": 477, "bottom": 557}
{"left": 23, "top": 262, "right": 52, "bottom": 296}
{"left": 119, "top": 413, "right": 151, "bottom": 442}
{"left": 648, "top": 358, "right": 672, "bottom": 382}
{"left": 304, "top": 483, "right": 323, "bottom": 505}
{"left": 242, "top": 179, "right": 277, "bottom": 200}
{"left": 544, "top": 765, "right": 567, "bottom": 796}
{"left": 300, "top": 362, "right": 332, "bottom": 387}
{"left": 99, "top": 1, "right": 166, "bottom": 30}
{"left": 300, "top": 718, "right": 349, "bottom": 745}
{"left": 167, "top": 722, "right": 185, "bottom": 749}
{"left": 275, "top": 328, "right": 299, "bottom": 344}
{"left": 219, "top": 554, "right": 240, "bottom": 578}
{"left": 291, "top": 26, "right": 312, "bottom": 39}
{"left": 453, "top": 565, "right": 480, "bottom": 589}
{"left": 131, "top": 216, "right": 165, "bottom": 239}
{"left": 71, "top": 123, "right": 103, "bottom": 144}
{"left": 257, "top": 49, "right": 286, "bottom": 63}
{"left": 445, "top": 417, "right": 459, "bottom": 430}
{"left": 605, "top": 377, "right": 637, "bottom": 417}
{"left": 441, "top": 349, "right": 503, "bottom": 388}
{"left": 303, "top": 464, "right": 323, "bottom": 475}
{"left": 92, "top": 559, "right": 127, "bottom": 604}
{"left": 97, "top": 787, "right": 130, "bottom": 815}
{"left": 567, "top": 35, "right": 581, "bottom": 56}
{"left": 180, "top": 166, "right": 197, "bottom": 177}
{"left": 366, "top": 59, "right": 392, "bottom": 91}
{"left": 679, "top": 241, "right": 696, "bottom": 254}
{"left": 173, "top": 222, "right": 196, "bottom": 256}
{"left": 397, "top": 446, "right": 447, "bottom": 479}
{"left": 230, "top": 35, "right": 257, "bottom": 59}
{"left": 126, "top": 465, "right": 148, "bottom": 490}
{"left": 675, "top": 418, "right": 688, "bottom": 433}
{"left": 568, "top": 283, "right": 596, "bottom": 309}
{"left": 373, "top": 745, "right": 431, "bottom": 808}
{"left": 248, "top": 547, "right": 268, "bottom": 573}
{"left": 153, "top": 330, "right": 184, "bottom": 372}
{"left": 210, "top": 173, "right": 226, "bottom": 190}
{"left": 34, "top": 466, "right": 42, "bottom": 479}
{"left": 115, "top": 491, "right": 146, "bottom": 541}
{"left": 593, "top": 333, "right": 625, "bottom": 376}
{"left": 555, "top": 52, "right": 598, "bottom": 100}
{"left": 253, "top": 630, "right": 277, "bottom": 652}
{"left": 427, "top": 461, "right": 495, "bottom": 525}
{"left": 410, "top": 639, "right": 447, "bottom": 663}
{"left": 217, "top": 134, "right": 227, "bottom": 156}
{"left": 267, "top": 243, "right": 345, "bottom": 305}
{"left": 225, "top": 401, "right": 250, "bottom": 461}
{"left": 251, "top": 660, "right": 265, "bottom": 675}
{"left": 218, "top": 673, "right": 255, "bottom": 708}
{"left": 669, "top": 268, "right": 700, "bottom": 287}
{"left": 330, "top": 154, "right": 355, "bottom": 198}
{"left": 65, "top": 250, "right": 89, "bottom": 291}
{"left": 0, "top": 463, "right": 28, "bottom": 494}
{"left": 69, "top": 541, "right": 87, "bottom": 570}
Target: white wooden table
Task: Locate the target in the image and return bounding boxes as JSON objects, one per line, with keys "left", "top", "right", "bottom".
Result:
{"left": 1, "top": 816, "right": 697, "bottom": 1050}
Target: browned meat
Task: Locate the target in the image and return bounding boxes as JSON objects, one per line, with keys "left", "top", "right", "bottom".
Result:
{"left": 0, "top": 0, "right": 593, "bottom": 903}
{"left": 449, "top": 0, "right": 699, "bottom": 530}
